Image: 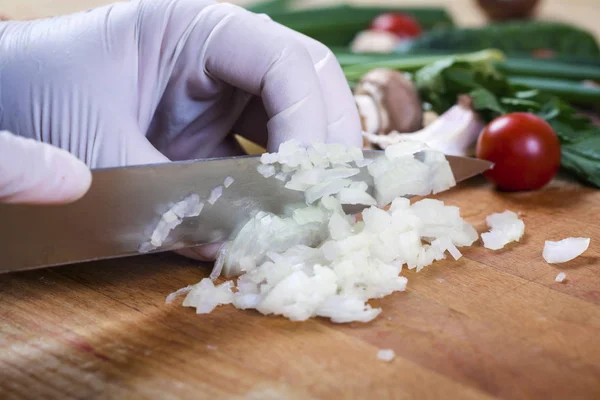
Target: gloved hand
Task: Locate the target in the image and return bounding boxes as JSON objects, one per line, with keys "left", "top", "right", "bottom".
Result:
{"left": 0, "top": 0, "right": 362, "bottom": 259}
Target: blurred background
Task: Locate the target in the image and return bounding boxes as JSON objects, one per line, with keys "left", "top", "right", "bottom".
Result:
{"left": 0, "top": 0, "right": 597, "bottom": 39}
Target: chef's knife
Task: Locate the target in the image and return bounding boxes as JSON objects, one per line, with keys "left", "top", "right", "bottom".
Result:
{"left": 0, "top": 151, "right": 492, "bottom": 274}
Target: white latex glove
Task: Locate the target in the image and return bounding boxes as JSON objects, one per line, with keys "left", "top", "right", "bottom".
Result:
{"left": 0, "top": 0, "right": 362, "bottom": 259}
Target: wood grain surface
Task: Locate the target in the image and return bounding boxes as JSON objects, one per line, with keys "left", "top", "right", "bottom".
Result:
{"left": 1, "top": 1, "right": 600, "bottom": 399}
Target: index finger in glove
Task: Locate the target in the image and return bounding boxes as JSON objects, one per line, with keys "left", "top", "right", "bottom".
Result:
{"left": 282, "top": 29, "right": 363, "bottom": 148}
{"left": 197, "top": 4, "right": 332, "bottom": 152}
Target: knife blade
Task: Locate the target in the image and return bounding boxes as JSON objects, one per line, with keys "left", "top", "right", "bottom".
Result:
{"left": 0, "top": 151, "right": 492, "bottom": 274}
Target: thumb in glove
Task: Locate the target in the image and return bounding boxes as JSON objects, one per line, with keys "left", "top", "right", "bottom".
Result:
{"left": 0, "top": 131, "right": 92, "bottom": 204}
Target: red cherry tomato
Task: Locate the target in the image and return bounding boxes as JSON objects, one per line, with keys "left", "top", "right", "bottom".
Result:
{"left": 370, "top": 13, "right": 422, "bottom": 39}
{"left": 476, "top": 112, "right": 561, "bottom": 191}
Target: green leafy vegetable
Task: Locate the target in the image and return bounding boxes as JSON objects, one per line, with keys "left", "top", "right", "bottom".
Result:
{"left": 341, "top": 49, "right": 504, "bottom": 82}
{"left": 414, "top": 58, "right": 600, "bottom": 187}
{"left": 495, "top": 58, "right": 600, "bottom": 82}
{"left": 398, "top": 21, "right": 600, "bottom": 57}
{"left": 506, "top": 76, "right": 600, "bottom": 105}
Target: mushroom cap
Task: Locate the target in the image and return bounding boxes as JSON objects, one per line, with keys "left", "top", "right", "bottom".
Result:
{"left": 355, "top": 68, "right": 423, "bottom": 133}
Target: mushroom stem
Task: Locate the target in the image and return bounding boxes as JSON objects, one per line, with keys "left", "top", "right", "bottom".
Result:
{"left": 354, "top": 68, "right": 423, "bottom": 135}
{"left": 355, "top": 94, "right": 381, "bottom": 135}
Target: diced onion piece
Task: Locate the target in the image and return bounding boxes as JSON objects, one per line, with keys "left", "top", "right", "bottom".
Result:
{"left": 369, "top": 156, "right": 431, "bottom": 206}
{"left": 171, "top": 194, "right": 202, "bottom": 218}
{"left": 257, "top": 164, "right": 276, "bottom": 178}
{"left": 317, "top": 296, "right": 381, "bottom": 323}
{"left": 385, "top": 140, "right": 428, "bottom": 159}
{"left": 182, "top": 279, "right": 234, "bottom": 314}
{"left": 305, "top": 178, "right": 352, "bottom": 204}
{"left": 208, "top": 186, "right": 223, "bottom": 205}
{"left": 481, "top": 210, "right": 525, "bottom": 250}
{"left": 555, "top": 272, "right": 566, "bottom": 283}
{"left": 377, "top": 349, "right": 395, "bottom": 362}
{"left": 224, "top": 176, "right": 234, "bottom": 188}
{"left": 209, "top": 243, "right": 230, "bottom": 280}
{"left": 543, "top": 237, "right": 590, "bottom": 264}
{"left": 293, "top": 206, "right": 326, "bottom": 225}
{"left": 423, "top": 151, "right": 456, "bottom": 194}
{"left": 150, "top": 212, "right": 183, "bottom": 247}
{"left": 274, "top": 172, "right": 289, "bottom": 181}
{"left": 337, "top": 187, "right": 377, "bottom": 206}
{"left": 260, "top": 152, "right": 279, "bottom": 164}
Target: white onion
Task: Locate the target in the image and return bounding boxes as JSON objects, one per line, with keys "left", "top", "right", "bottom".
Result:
{"left": 172, "top": 194, "right": 203, "bottom": 218}
{"left": 224, "top": 176, "right": 234, "bottom": 188}
{"left": 176, "top": 140, "right": 478, "bottom": 323}
{"left": 305, "top": 178, "right": 352, "bottom": 204}
{"left": 384, "top": 140, "right": 428, "bottom": 159}
{"left": 209, "top": 243, "right": 230, "bottom": 280}
{"left": 555, "top": 272, "right": 566, "bottom": 283}
{"left": 367, "top": 144, "right": 455, "bottom": 207}
{"left": 337, "top": 187, "right": 377, "bottom": 206}
{"left": 377, "top": 349, "right": 395, "bottom": 362}
{"left": 274, "top": 172, "right": 289, "bottom": 181}
{"left": 292, "top": 206, "right": 326, "bottom": 225}
{"left": 208, "top": 186, "right": 223, "bottom": 205}
{"left": 182, "top": 278, "right": 234, "bottom": 314}
{"left": 481, "top": 211, "right": 525, "bottom": 250}
{"left": 543, "top": 237, "right": 590, "bottom": 264}
{"left": 257, "top": 164, "right": 276, "bottom": 177}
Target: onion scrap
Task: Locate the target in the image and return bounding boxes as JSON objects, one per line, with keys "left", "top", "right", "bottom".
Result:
{"left": 543, "top": 237, "right": 590, "bottom": 264}
{"left": 481, "top": 210, "right": 525, "bottom": 250}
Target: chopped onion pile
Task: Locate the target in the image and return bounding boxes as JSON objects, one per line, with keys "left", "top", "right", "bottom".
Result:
{"left": 175, "top": 140, "right": 483, "bottom": 324}
{"left": 543, "top": 237, "right": 590, "bottom": 264}
{"left": 481, "top": 210, "right": 525, "bottom": 250}
{"left": 555, "top": 272, "right": 566, "bottom": 283}
{"left": 258, "top": 139, "right": 455, "bottom": 208}
{"left": 184, "top": 195, "right": 476, "bottom": 322}
{"left": 377, "top": 349, "right": 396, "bottom": 362}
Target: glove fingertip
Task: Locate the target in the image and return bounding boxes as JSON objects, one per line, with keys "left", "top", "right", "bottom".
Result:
{"left": 53, "top": 149, "right": 93, "bottom": 204}
{"left": 0, "top": 132, "right": 93, "bottom": 205}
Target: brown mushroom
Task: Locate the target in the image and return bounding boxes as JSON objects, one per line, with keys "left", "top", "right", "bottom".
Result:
{"left": 354, "top": 68, "right": 423, "bottom": 136}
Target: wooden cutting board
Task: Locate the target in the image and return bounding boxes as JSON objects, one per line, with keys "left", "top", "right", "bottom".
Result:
{"left": 2, "top": 177, "right": 599, "bottom": 399}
